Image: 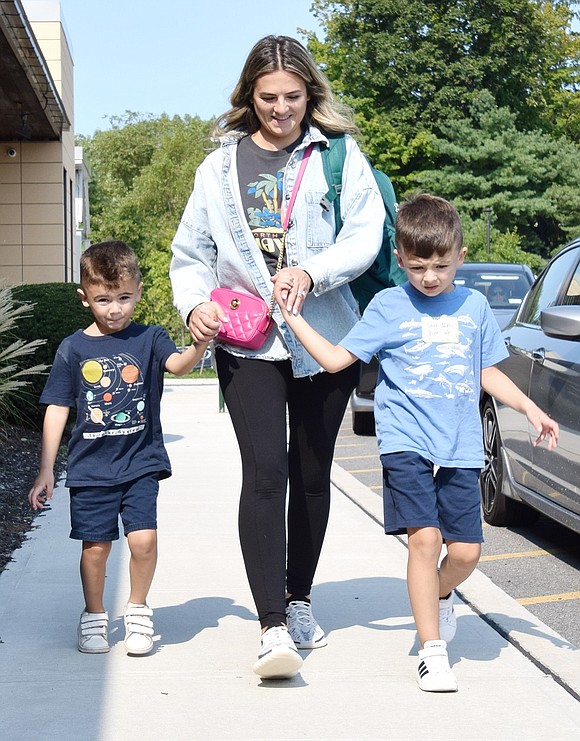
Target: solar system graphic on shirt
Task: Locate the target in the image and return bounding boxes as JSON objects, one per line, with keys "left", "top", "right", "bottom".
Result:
{"left": 80, "top": 352, "right": 146, "bottom": 439}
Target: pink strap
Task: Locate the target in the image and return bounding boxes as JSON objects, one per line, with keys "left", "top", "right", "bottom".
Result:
{"left": 282, "top": 144, "right": 313, "bottom": 231}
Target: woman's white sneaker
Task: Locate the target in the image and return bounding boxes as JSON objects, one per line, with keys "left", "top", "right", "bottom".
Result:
{"left": 417, "top": 640, "right": 458, "bottom": 692}
{"left": 286, "top": 600, "right": 327, "bottom": 649}
{"left": 253, "top": 625, "right": 303, "bottom": 679}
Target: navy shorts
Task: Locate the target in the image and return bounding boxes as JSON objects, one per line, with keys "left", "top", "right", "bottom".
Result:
{"left": 69, "top": 473, "right": 159, "bottom": 542}
{"left": 380, "top": 451, "right": 483, "bottom": 543}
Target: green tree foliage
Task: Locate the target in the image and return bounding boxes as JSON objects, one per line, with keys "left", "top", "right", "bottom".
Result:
{"left": 309, "top": 0, "right": 580, "bottom": 140}
{"left": 416, "top": 91, "right": 580, "bottom": 257}
{"left": 82, "top": 113, "right": 215, "bottom": 333}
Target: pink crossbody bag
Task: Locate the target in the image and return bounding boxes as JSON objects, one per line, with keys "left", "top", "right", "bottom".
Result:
{"left": 210, "top": 144, "right": 313, "bottom": 349}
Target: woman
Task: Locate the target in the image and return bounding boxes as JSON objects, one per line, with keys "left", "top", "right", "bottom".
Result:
{"left": 170, "top": 35, "right": 384, "bottom": 679}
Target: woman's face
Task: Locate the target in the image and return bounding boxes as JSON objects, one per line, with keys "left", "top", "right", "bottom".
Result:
{"left": 251, "top": 70, "right": 310, "bottom": 150}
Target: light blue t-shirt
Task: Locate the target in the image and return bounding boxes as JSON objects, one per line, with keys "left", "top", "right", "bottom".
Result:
{"left": 340, "top": 283, "right": 508, "bottom": 468}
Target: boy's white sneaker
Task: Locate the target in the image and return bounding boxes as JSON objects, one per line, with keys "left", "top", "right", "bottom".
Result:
{"left": 253, "top": 625, "right": 303, "bottom": 679}
{"left": 124, "top": 603, "right": 154, "bottom": 655}
{"left": 78, "top": 611, "right": 109, "bottom": 654}
{"left": 439, "top": 591, "right": 457, "bottom": 642}
{"left": 417, "top": 640, "right": 458, "bottom": 692}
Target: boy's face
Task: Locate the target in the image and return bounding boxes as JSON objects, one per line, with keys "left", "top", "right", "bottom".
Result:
{"left": 77, "top": 276, "right": 142, "bottom": 335}
{"left": 395, "top": 246, "right": 467, "bottom": 298}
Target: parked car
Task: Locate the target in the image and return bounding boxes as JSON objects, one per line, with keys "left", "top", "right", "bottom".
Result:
{"left": 480, "top": 240, "right": 580, "bottom": 534}
{"left": 453, "top": 262, "right": 534, "bottom": 329}
{"left": 350, "top": 262, "right": 535, "bottom": 435}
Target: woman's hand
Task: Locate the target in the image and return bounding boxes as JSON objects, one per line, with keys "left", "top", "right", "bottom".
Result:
{"left": 272, "top": 268, "right": 312, "bottom": 316}
{"left": 188, "top": 301, "right": 225, "bottom": 343}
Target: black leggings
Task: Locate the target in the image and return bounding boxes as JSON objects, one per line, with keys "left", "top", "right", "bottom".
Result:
{"left": 216, "top": 348, "right": 358, "bottom": 629}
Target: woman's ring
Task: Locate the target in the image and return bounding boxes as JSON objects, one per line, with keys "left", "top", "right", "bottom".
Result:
{"left": 298, "top": 290, "right": 306, "bottom": 297}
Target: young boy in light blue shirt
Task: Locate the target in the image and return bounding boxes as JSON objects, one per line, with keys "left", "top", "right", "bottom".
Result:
{"left": 274, "top": 193, "right": 559, "bottom": 692}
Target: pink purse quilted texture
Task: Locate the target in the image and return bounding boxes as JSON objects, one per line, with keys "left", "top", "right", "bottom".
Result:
{"left": 210, "top": 288, "right": 273, "bottom": 350}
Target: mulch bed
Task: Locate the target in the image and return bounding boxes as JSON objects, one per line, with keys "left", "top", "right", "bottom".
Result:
{"left": 0, "top": 426, "right": 64, "bottom": 574}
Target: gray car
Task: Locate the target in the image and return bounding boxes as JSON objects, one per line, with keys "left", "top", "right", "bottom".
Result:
{"left": 480, "top": 240, "right": 580, "bottom": 534}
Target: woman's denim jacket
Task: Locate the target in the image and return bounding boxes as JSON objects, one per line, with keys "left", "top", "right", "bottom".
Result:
{"left": 170, "top": 125, "right": 385, "bottom": 378}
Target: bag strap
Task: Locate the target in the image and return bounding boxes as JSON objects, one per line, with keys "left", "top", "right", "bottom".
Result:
{"left": 268, "top": 143, "right": 314, "bottom": 316}
{"left": 321, "top": 135, "right": 347, "bottom": 233}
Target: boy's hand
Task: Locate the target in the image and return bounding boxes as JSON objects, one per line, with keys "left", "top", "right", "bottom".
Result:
{"left": 526, "top": 404, "right": 559, "bottom": 450}
{"left": 28, "top": 471, "right": 55, "bottom": 510}
{"left": 188, "top": 301, "right": 225, "bottom": 344}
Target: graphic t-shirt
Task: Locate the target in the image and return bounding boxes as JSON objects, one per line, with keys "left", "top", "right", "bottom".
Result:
{"left": 237, "top": 134, "right": 299, "bottom": 275}
{"left": 340, "top": 284, "right": 509, "bottom": 468}
{"left": 40, "top": 322, "right": 177, "bottom": 487}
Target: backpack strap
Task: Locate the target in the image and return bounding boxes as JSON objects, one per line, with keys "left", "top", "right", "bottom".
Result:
{"left": 321, "top": 134, "right": 347, "bottom": 232}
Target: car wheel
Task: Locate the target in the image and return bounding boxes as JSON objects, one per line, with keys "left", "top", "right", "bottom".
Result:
{"left": 352, "top": 411, "right": 375, "bottom": 436}
{"left": 480, "top": 399, "right": 539, "bottom": 527}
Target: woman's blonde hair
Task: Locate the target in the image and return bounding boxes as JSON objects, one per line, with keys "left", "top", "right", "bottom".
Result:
{"left": 214, "top": 35, "right": 358, "bottom": 137}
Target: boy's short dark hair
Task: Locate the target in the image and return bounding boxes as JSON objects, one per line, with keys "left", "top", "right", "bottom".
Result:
{"left": 396, "top": 193, "right": 463, "bottom": 258}
{"left": 80, "top": 241, "right": 142, "bottom": 289}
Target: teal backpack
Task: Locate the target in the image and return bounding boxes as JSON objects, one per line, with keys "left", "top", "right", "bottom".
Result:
{"left": 320, "top": 135, "right": 406, "bottom": 312}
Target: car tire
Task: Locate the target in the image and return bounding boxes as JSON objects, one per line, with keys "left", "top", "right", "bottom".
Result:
{"left": 480, "top": 399, "right": 539, "bottom": 527}
{"left": 352, "top": 411, "right": 375, "bottom": 436}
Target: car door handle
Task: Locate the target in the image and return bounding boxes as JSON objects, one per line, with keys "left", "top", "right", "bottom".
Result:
{"left": 532, "top": 348, "right": 545, "bottom": 361}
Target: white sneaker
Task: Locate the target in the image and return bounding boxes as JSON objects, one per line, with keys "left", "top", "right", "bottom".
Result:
{"left": 439, "top": 592, "right": 457, "bottom": 643}
{"left": 124, "top": 603, "right": 154, "bottom": 655}
{"left": 417, "top": 640, "right": 458, "bottom": 692}
{"left": 78, "top": 611, "right": 109, "bottom": 654}
{"left": 253, "top": 626, "right": 303, "bottom": 679}
{"left": 286, "top": 600, "right": 327, "bottom": 649}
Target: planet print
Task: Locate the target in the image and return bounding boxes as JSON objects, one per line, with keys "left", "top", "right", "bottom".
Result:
{"left": 82, "top": 360, "right": 103, "bottom": 384}
{"left": 121, "top": 364, "right": 139, "bottom": 384}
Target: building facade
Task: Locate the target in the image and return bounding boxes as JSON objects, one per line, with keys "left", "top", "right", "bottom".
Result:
{"left": 0, "top": 0, "right": 79, "bottom": 285}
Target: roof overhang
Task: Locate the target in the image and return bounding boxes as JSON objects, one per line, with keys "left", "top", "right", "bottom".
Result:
{"left": 0, "top": 0, "right": 70, "bottom": 141}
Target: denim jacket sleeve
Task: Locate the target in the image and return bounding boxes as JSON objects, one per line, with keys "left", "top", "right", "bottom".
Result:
{"left": 293, "top": 134, "right": 385, "bottom": 297}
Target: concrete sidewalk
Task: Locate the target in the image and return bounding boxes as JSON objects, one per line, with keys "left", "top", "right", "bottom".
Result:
{"left": 0, "top": 379, "right": 579, "bottom": 741}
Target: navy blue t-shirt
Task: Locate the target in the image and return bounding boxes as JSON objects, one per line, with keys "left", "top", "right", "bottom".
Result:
{"left": 40, "top": 322, "right": 177, "bottom": 487}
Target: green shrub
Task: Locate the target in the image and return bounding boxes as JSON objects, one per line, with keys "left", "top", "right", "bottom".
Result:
{"left": 1, "top": 283, "right": 91, "bottom": 427}
{"left": 0, "top": 286, "right": 51, "bottom": 432}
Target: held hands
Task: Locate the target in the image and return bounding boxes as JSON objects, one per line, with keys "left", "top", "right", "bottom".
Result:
{"left": 526, "top": 403, "right": 560, "bottom": 450}
{"left": 272, "top": 268, "right": 311, "bottom": 317}
{"left": 188, "top": 301, "right": 227, "bottom": 343}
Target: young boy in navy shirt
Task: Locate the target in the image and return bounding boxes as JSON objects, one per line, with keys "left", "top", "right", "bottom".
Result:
{"left": 29, "top": 241, "right": 212, "bottom": 656}
{"left": 274, "top": 193, "right": 559, "bottom": 692}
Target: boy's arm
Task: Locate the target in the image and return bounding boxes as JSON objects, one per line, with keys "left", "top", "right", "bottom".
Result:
{"left": 481, "top": 365, "right": 559, "bottom": 450}
{"left": 28, "top": 404, "right": 70, "bottom": 510}
{"left": 165, "top": 340, "right": 211, "bottom": 377}
{"left": 278, "top": 303, "right": 358, "bottom": 373}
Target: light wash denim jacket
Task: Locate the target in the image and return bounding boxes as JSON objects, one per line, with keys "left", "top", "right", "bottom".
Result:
{"left": 170, "top": 125, "right": 385, "bottom": 377}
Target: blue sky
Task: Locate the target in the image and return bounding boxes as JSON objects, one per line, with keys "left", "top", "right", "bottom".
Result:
{"left": 57, "top": 0, "right": 322, "bottom": 137}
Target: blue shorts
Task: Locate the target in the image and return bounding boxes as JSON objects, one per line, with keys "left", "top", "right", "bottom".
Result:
{"left": 69, "top": 473, "right": 159, "bottom": 542}
{"left": 380, "top": 451, "right": 483, "bottom": 543}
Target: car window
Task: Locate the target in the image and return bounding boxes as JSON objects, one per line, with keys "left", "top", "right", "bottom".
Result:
{"left": 454, "top": 268, "right": 531, "bottom": 308}
{"left": 561, "top": 260, "right": 580, "bottom": 306}
{"left": 518, "top": 248, "right": 580, "bottom": 326}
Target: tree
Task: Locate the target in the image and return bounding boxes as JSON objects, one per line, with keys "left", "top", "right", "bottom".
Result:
{"left": 308, "top": 0, "right": 580, "bottom": 168}
{"left": 82, "top": 114, "right": 215, "bottom": 333}
{"left": 416, "top": 91, "right": 580, "bottom": 257}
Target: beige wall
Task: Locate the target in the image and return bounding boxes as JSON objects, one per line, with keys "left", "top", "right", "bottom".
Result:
{"left": 0, "top": 7, "right": 75, "bottom": 286}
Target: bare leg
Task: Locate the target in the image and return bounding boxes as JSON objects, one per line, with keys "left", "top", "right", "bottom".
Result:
{"left": 438, "top": 540, "right": 481, "bottom": 597}
{"left": 80, "top": 540, "right": 112, "bottom": 613}
{"left": 127, "top": 529, "right": 157, "bottom": 605}
{"left": 407, "top": 526, "right": 442, "bottom": 648}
